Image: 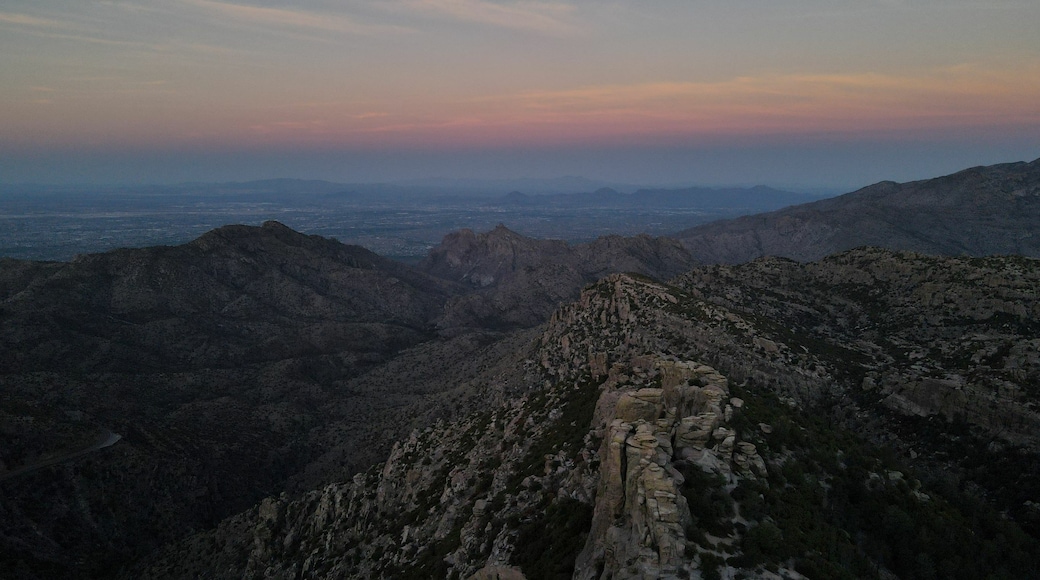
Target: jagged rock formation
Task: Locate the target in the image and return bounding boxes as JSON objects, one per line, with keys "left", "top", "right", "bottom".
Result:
{"left": 419, "top": 224, "right": 695, "bottom": 330}
{"left": 129, "top": 275, "right": 781, "bottom": 579}
{"left": 677, "top": 158, "right": 1040, "bottom": 263}
{"left": 130, "top": 260, "right": 1040, "bottom": 579}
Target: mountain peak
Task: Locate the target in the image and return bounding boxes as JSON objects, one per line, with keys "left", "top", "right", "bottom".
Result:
{"left": 261, "top": 219, "right": 293, "bottom": 231}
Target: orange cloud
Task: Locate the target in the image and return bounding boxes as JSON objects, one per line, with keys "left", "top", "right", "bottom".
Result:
{"left": 254, "top": 63, "right": 1036, "bottom": 148}
{"left": 5, "top": 62, "right": 1039, "bottom": 151}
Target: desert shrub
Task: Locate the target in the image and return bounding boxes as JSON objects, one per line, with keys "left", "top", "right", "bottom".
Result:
{"left": 512, "top": 498, "right": 593, "bottom": 580}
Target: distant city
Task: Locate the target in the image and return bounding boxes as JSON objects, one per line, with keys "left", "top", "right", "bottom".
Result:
{"left": 0, "top": 179, "right": 829, "bottom": 262}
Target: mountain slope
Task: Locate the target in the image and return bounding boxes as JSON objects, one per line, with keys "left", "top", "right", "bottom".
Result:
{"left": 0, "top": 221, "right": 468, "bottom": 577}
{"left": 132, "top": 251, "right": 1040, "bottom": 579}
{"left": 1, "top": 220, "right": 457, "bottom": 373}
{"left": 419, "top": 224, "right": 695, "bottom": 330}
{"left": 677, "top": 158, "right": 1040, "bottom": 263}
{"left": 0, "top": 221, "right": 697, "bottom": 578}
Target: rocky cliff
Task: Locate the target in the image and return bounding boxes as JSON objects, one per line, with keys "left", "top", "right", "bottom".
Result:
{"left": 677, "top": 158, "right": 1040, "bottom": 263}
{"left": 131, "top": 256, "right": 1040, "bottom": 579}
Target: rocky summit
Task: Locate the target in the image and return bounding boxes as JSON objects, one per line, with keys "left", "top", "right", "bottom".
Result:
{"left": 128, "top": 251, "right": 1040, "bottom": 580}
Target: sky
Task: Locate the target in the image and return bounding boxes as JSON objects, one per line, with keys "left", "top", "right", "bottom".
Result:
{"left": 1, "top": 0, "right": 1039, "bottom": 189}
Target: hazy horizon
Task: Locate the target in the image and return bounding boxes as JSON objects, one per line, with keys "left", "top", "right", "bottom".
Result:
{"left": 2, "top": 1, "right": 1039, "bottom": 189}
{"left": 4, "top": 147, "right": 1038, "bottom": 194}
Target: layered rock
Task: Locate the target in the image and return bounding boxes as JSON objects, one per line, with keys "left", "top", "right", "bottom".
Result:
{"left": 574, "top": 355, "right": 771, "bottom": 580}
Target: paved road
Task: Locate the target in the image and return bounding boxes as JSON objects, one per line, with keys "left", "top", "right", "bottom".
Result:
{"left": 0, "top": 430, "right": 122, "bottom": 483}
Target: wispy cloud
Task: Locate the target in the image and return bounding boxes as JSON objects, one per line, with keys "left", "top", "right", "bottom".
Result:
{"left": 182, "top": 0, "right": 411, "bottom": 36}
{"left": 0, "top": 12, "right": 70, "bottom": 28}
{"left": 27, "top": 30, "right": 153, "bottom": 46}
{"left": 470, "top": 65, "right": 1040, "bottom": 129}
{"left": 204, "top": 62, "right": 1040, "bottom": 148}
{"left": 0, "top": 9, "right": 159, "bottom": 47}
{"left": 399, "top": 0, "right": 578, "bottom": 35}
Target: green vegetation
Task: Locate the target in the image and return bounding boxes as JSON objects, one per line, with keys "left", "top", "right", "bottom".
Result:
{"left": 512, "top": 374, "right": 603, "bottom": 489}
{"left": 724, "top": 382, "right": 1040, "bottom": 579}
{"left": 501, "top": 375, "right": 601, "bottom": 578}
{"left": 678, "top": 464, "right": 734, "bottom": 539}
{"left": 512, "top": 497, "right": 593, "bottom": 580}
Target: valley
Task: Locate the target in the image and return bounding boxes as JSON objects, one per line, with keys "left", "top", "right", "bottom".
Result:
{"left": 0, "top": 182, "right": 820, "bottom": 262}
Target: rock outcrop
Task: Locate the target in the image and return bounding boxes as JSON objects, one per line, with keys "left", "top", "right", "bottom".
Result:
{"left": 126, "top": 258, "right": 1040, "bottom": 580}
{"left": 128, "top": 275, "right": 777, "bottom": 580}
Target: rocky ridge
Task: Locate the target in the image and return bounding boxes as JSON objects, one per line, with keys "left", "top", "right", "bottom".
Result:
{"left": 675, "top": 248, "right": 1040, "bottom": 451}
{"left": 130, "top": 274, "right": 782, "bottom": 579}
{"left": 6, "top": 157, "right": 1040, "bottom": 578}
{"left": 132, "top": 255, "right": 1040, "bottom": 579}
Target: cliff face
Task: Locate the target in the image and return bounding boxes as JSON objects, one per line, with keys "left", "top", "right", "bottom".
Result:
{"left": 132, "top": 254, "right": 1040, "bottom": 579}
{"left": 677, "top": 158, "right": 1040, "bottom": 264}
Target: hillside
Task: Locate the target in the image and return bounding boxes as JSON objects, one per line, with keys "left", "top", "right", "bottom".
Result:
{"left": 131, "top": 251, "right": 1040, "bottom": 579}
{"left": 0, "top": 222, "right": 692, "bottom": 578}
{"left": 419, "top": 224, "right": 694, "bottom": 330}
{"left": 677, "top": 158, "right": 1040, "bottom": 263}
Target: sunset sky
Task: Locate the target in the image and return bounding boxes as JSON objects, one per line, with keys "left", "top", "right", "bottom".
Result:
{"left": 2, "top": 0, "right": 1038, "bottom": 188}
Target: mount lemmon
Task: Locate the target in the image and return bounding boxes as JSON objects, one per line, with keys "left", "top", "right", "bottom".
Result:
{"left": 2, "top": 159, "right": 1040, "bottom": 579}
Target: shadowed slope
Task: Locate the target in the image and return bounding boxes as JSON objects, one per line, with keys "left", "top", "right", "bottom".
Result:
{"left": 420, "top": 224, "right": 695, "bottom": 330}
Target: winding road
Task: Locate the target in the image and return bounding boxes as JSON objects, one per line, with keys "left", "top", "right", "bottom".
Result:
{"left": 0, "top": 430, "right": 122, "bottom": 483}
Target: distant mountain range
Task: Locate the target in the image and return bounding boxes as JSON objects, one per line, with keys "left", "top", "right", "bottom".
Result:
{"left": 501, "top": 185, "right": 817, "bottom": 212}
{"left": 677, "top": 158, "right": 1040, "bottom": 263}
